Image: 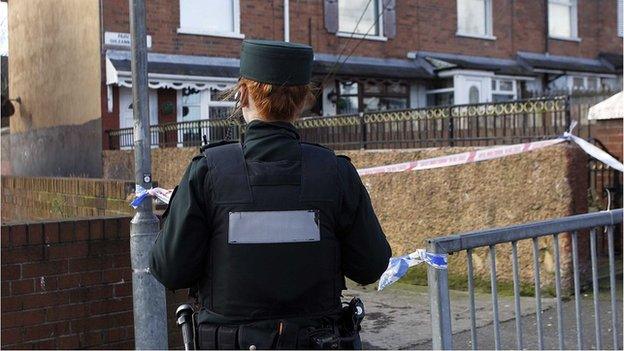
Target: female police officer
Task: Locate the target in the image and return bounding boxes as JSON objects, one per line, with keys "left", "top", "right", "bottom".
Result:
{"left": 150, "top": 39, "right": 391, "bottom": 350}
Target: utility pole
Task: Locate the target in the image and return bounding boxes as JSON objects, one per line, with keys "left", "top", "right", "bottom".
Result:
{"left": 129, "top": 0, "right": 168, "bottom": 349}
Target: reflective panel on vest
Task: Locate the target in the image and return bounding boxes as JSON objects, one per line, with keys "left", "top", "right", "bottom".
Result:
{"left": 228, "top": 210, "right": 320, "bottom": 244}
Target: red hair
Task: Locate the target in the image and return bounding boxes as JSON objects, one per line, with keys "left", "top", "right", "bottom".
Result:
{"left": 236, "top": 78, "right": 315, "bottom": 121}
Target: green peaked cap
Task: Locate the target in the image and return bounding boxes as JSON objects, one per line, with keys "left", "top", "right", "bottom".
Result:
{"left": 240, "top": 39, "right": 314, "bottom": 86}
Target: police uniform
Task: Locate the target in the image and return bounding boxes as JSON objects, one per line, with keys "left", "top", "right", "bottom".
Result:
{"left": 149, "top": 40, "right": 392, "bottom": 350}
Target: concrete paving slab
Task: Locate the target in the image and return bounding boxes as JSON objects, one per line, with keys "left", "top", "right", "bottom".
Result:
{"left": 344, "top": 282, "right": 555, "bottom": 350}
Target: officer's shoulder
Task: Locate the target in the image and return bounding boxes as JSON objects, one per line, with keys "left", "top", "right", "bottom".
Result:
{"left": 300, "top": 141, "right": 335, "bottom": 154}
{"left": 198, "top": 140, "right": 239, "bottom": 155}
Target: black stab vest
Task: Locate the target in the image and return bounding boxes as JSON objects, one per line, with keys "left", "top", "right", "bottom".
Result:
{"left": 199, "top": 142, "right": 344, "bottom": 321}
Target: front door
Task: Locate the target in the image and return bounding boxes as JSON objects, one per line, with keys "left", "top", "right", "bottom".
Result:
{"left": 119, "top": 87, "right": 158, "bottom": 149}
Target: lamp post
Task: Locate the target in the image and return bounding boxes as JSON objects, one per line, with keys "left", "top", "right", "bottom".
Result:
{"left": 129, "top": 0, "right": 168, "bottom": 348}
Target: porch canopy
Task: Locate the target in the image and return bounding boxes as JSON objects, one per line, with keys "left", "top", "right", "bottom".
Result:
{"left": 516, "top": 51, "right": 616, "bottom": 74}
{"left": 312, "top": 53, "right": 433, "bottom": 79}
{"left": 588, "top": 92, "right": 623, "bottom": 120}
{"left": 105, "top": 50, "right": 240, "bottom": 91}
{"left": 408, "top": 51, "right": 534, "bottom": 76}
{"left": 106, "top": 50, "right": 434, "bottom": 92}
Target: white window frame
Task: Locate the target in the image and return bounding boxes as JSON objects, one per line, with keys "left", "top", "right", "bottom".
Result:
{"left": 548, "top": 0, "right": 580, "bottom": 41}
{"left": 566, "top": 73, "right": 618, "bottom": 92}
{"left": 456, "top": 0, "right": 496, "bottom": 40}
{"left": 177, "top": 0, "right": 244, "bottom": 39}
{"left": 336, "top": 0, "right": 387, "bottom": 41}
{"left": 176, "top": 84, "right": 236, "bottom": 147}
{"left": 491, "top": 78, "right": 517, "bottom": 101}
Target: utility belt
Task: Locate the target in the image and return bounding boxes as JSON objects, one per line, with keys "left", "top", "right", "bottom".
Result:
{"left": 177, "top": 298, "right": 365, "bottom": 350}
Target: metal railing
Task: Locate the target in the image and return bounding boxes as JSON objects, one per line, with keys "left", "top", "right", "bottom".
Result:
{"left": 106, "top": 96, "right": 570, "bottom": 150}
{"left": 427, "top": 209, "right": 623, "bottom": 350}
{"left": 588, "top": 138, "right": 623, "bottom": 211}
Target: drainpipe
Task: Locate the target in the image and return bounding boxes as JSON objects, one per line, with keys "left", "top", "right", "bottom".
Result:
{"left": 284, "top": 0, "right": 290, "bottom": 42}
{"left": 544, "top": 0, "right": 549, "bottom": 54}
{"left": 543, "top": 0, "right": 550, "bottom": 92}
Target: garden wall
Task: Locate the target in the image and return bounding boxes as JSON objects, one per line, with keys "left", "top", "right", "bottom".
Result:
{"left": 0, "top": 216, "right": 186, "bottom": 349}
{"left": 103, "top": 144, "right": 589, "bottom": 290}
{"left": 1, "top": 176, "right": 135, "bottom": 222}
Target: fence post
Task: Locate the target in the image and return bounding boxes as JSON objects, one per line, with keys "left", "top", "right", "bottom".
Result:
{"left": 448, "top": 107, "right": 455, "bottom": 147}
{"left": 565, "top": 96, "right": 572, "bottom": 133}
{"left": 359, "top": 112, "right": 367, "bottom": 150}
{"left": 427, "top": 240, "right": 453, "bottom": 350}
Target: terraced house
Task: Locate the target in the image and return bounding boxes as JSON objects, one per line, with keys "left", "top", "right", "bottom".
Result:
{"left": 4, "top": 0, "right": 623, "bottom": 177}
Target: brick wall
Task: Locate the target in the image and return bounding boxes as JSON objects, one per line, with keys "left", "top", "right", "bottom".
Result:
{"left": 101, "top": 0, "right": 622, "bottom": 61}
{"left": 1, "top": 217, "right": 187, "bottom": 349}
{"left": 589, "top": 119, "right": 623, "bottom": 161}
{"left": 103, "top": 143, "right": 590, "bottom": 289}
{"left": 1, "top": 176, "right": 135, "bottom": 223}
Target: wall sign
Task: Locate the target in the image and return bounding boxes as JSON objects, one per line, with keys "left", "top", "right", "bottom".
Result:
{"left": 104, "top": 32, "right": 153, "bottom": 48}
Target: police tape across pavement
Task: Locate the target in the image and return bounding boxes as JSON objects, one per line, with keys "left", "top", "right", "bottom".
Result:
{"left": 130, "top": 128, "right": 623, "bottom": 291}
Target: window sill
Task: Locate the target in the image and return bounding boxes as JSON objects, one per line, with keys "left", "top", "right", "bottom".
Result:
{"left": 455, "top": 32, "right": 497, "bottom": 41}
{"left": 336, "top": 32, "right": 388, "bottom": 42}
{"left": 548, "top": 35, "right": 582, "bottom": 42}
{"left": 177, "top": 28, "right": 245, "bottom": 39}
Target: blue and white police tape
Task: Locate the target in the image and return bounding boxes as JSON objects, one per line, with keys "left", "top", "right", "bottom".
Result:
{"left": 130, "top": 186, "right": 173, "bottom": 208}
{"left": 377, "top": 249, "right": 447, "bottom": 291}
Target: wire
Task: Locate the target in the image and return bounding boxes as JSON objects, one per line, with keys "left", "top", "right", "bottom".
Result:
{"left": 317, "top": 0, "right": 374, "bottom": 86}
{"left": 316, "top": 0, "right": 392, "bottom": 100}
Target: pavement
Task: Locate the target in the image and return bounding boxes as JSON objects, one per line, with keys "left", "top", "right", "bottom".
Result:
{"left": 343, "top": 276, "right": 622, "bottom": 350}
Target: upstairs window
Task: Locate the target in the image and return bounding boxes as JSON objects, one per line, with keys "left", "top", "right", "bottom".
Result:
{"left": 338, "top": 0, "right": 382, "bottom": 36}
{"left": 457, "top": 0, "right": 493, "bottom": 38}
{"left": 178, "top": 0, "right": 243, "bottom": 38}
{"left": 548, "top": 0, "right": 578, "bottom": 39}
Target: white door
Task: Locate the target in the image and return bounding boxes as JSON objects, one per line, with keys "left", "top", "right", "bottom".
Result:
{"left": 177, "top": 89, "right": 208, "bottom": 146}
{"left": 119, "top": 87, "right": 158, "bottom": 149}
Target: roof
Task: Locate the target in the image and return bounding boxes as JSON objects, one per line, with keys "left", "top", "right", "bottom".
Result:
{"left": 106, "top": 50, "right": 240, "bottom": 79}
{"left": 598, "top": 52, "right": 623, "bottom": 71}
{"left": 410, "top": 51, "right": 534, "bottom": 76}
{"left": 313, "top": 53, "right": 433, "bottom": 79}
{"left": 517, "top": 51, "right": 615, "bottom": 74}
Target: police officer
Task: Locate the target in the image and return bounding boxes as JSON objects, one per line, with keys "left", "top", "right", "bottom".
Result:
{"left": 150, "top": 39, "right": 392, "bottom": 350}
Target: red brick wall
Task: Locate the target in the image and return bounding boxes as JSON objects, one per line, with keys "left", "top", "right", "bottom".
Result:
{"left": 101, "top": 85, "right": 120, "bottom": 151}
{"left": 1, "top": 217, "right": 187, "bottom": 349}
{"left": 101, "top": 0, "right": 622, "bottom": 60}
{"left": 590, "top": 119, "right": 624, "bottom": 161}
{"left": 1, "top": 176, "right": 135, "bottom": 223}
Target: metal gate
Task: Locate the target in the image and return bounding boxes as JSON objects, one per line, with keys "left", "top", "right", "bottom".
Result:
{"left": 427, "top": 209, "right": 623, "bottom": 350}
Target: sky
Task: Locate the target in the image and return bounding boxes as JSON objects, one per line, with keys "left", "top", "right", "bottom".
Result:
{"left": 0, "top": 2, "right": 7, "bottom": 56}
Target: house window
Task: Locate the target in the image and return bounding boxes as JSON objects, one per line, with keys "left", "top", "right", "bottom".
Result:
{"left": 338, "top": 0, "right": 382, "bottom": 36}
{"left": 457, "top": 0, "right": 493, "bottom": 38}
{"left": 568, "top": 75, "right": 614, "bottom": 92}
{"left": 491, "top": 78, "right": 517, "bottom": 102}
{"left": 336, "top": 81, "right": 359, "bottom": 114}
{"left": 334, "top": 79, "right": 409, "bottom": 114}
{"left": 177, "top": 85, "right": 236, "bottom": 146}
{"left": 178, "top": 0, "right": 243, "bottom": 38}
{"left": 426, "top": 78, "right": 454, "bottom": 107}
{"left": 548, "top": 0, "right": 578, "bottom": 39}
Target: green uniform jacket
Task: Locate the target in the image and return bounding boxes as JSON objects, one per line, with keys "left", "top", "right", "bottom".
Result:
{"left": 150, "top": 120, "right": 392, "bottom": 293}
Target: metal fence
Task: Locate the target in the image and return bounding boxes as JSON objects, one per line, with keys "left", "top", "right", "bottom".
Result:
{"left": 589, "top": 138, "right": 623, "bottom": 211}
{"left": 427, "top": 209, "right": 623, "bottom": 350}
{"left": 106, "top": 96, "right": 571, "bottom": 150}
